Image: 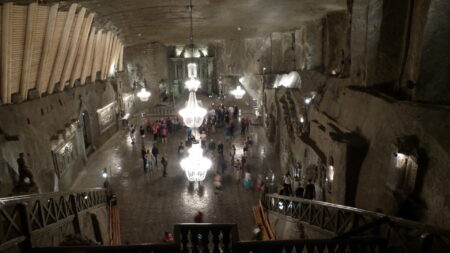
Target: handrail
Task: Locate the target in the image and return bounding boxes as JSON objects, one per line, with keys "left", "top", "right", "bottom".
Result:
{"left": 0, "top": 188, "right": 105, "bottom": 204}
{"left": 265, "top": 193, "right": 450, "bottom": 236}
{"left": 0, "top": 188, "right": 108, "bottom": 252}
{"left": 265, "top": 193, "right": 450, "bottom": 253}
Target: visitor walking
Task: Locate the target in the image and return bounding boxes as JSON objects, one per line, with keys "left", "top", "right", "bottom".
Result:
{"left": 217, "top": 142, "right": 224, "bottom": 155}
{"left": 200, "top": 131, "right": 207, "bottom": 149}
{"left": 152, "top": 125, "right": 158, "bottom": 141}
{"left": 140, "top": 125, "right": 145, "bottom": 138}
{"left": 129, "top": 124, "right": 136, "bottom": 144}
{"left": 145, "top": 150, "right": 154, "bottom": 174}
{"left": 208, "top": 139, "right": 216, "bottom": 153}
{"left": 283, "top": 171, "right": 293, "bottom": 196}
{"left": 141, "top": 146, "right": 147, "bottom": 172}
{"left": 161, "top": 125, "right": 168, "bottom": 143}
{"left": 152, "top": 145, "right": 159, "bottom": 166}
{"left": 161, "top": 154, "right": 169, "bottom": 177}
{"left": 178, "top": 142, "right": 185, "bottom": 157}
{"left": 214, "top": 173, "right": 222, "bottom": 194}
{"left": 230, "top": 144, "right": 236, "bottom": 166}
{"left": 304, "top": 179, "right": 316, "bottom": 200}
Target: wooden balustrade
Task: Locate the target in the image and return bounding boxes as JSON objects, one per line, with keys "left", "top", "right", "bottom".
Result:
{"left": 264, "top": 193, "right": 450, "bottom": 253}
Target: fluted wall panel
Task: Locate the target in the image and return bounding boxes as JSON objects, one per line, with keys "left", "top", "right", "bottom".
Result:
{"left": 0, "top": 2, "right": 123, "bottom": 104}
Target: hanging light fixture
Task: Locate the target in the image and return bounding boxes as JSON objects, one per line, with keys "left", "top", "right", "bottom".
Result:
{"left": 179, "top": 92, "right": 207, "bottom": 128}
{"left": 180, "top": 144, "right": 211, "bottom": 182}
{"left": 230, "top": 85, "right": 246, "bottom": 99}
{"left": 184, "top": 0, "right": 201, "bottom": 92}
{"left": 137, "top": 88, "right": 151, "bottom": 102}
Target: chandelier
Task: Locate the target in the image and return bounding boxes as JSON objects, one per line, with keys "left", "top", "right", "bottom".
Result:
{"left": 180, "top": 144, "right": 211, "bottom": 182}
{"left": 185, "top": 78, "right": 201, "bottom": 92}
{"left": 230, "top": 85, "right": 246, "bottom": 99}
{"left": 184, "top": 0, "right": 201, "bottom": 93}
{"left": 137, "top": 88, "right": 151, "bottom": 102}
{"left": 179, "top": 92, "right": 207, "bottom": 128}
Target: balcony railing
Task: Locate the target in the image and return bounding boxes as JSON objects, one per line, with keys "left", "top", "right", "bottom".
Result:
{"left": 0, "top": 188, "right": 107, "bottom": 252}
{"left": 264, "top": 193, "right": 450, "bottom": 253}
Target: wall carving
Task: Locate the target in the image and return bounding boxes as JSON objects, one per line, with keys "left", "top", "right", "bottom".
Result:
{"left": 51, "top": 120, "right": 79, "bottom": 178}
{"left": 97, "top": 102, "right": 117, "bottom": 134}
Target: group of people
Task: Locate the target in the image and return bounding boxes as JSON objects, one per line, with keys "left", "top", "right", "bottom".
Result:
{"left": 129, "top": 117, "right": 182, "bottom": 145}
{"left": 281, "top": 171, "right": 316, "bottom": 200}
{"left": 141, "top": 144, "right": 169, "bottom": 177}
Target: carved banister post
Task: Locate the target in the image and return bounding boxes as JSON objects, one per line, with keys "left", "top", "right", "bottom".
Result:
{"left": 69, "top": 194, "right": 82, "bottom": 235}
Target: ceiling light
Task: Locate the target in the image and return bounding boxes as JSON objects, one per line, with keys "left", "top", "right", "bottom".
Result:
{"left": 179, "top": 92, "right": 207, "bottom": 128}
{"left": 230, "top": 85, "right": 246, "bottom": 99}
{"left": 180, "top": 144, "right": 211, "bottom": 182}
{"left": 137, "top": 88, "right": 151, "bottom": 102}
{"left": 237, "top": 27, "right": 242, "bottom": 31}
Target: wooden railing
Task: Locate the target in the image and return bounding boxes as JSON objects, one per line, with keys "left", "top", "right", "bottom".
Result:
{"left": 31, "top": 224, "right": 386, "bottom": 253}
{"left": 0, "top": 188, "right": 107, "bottom": 252}
{"left": 174, "top": 223, "right": 239, "bottom": 253}
{"left": 264, "top": 194, "right": 450, "bottom": 253}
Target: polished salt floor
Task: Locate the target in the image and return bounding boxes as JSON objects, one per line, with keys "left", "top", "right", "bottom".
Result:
{"left": 71, "top": 100, "right": 278, "bottom": 244}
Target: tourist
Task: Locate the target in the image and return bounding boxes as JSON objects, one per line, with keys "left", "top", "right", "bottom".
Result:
{"left": 129, "top": 124, "right": 136, "bottom": 144}
{"left": 161, "top": 125, "right": 168, "bottom": 144}
{"left": 295, "top": 185, "right": 305, "bottom": 198}
{"left": 186, "top": 127, "right": 192, "bottom": 138}
{"left": 304, "top": 179, "right": 316, "bottom": 200}
{"left": 234, "top": 159, "right": 242, "bottom": 182}
{"left": 200, "top": 131, "right": 207, "bottom": 149}
{"left": 152, "top": 124, "right": 158, "bottom": 141}
{"left": 178, "top": 142, "right": 185, "bottom": 156}
{"left": 283, "top": 171, "right": 293, "bottom": 196}
{"left": 151, "top": 145, "right": 159, "bottom": 166}
{"left": 140, "top": 125, "right": 145, "bottom": 138}
{"left": 256, "top": 175, "right": 264, "bottom": 192}
{"left": 214, "top": 173, "right": 222, "bottom": 194}
{"left": 145, "top": 150, "right": 154, "bottom": 174}
{"left": 244, "top": 172, "right": 253, "bottom": 189}
{"left": 217, "top": 141, "right": 224, "bottom": 155}
{"left": 17, "top": 153, "right": 34, "bottom": 184}
{"left": 161, "top": 153, "right": 169, "bottom": 177}
{"left": 163, "top": 232, "right": 174, "bottom": 243}
{"left": 208, "top": 139, "right": 216, "bottom": 153}
{"left": 233, "top": 105, "right": 239, "bottom": 118}
{"left": 230, "top": 144, "right": 236, "bottom": 166}
{"left": 194, "top": 211, "right": 203, "bottom": 223}
{"left": 141, "top": 146, "right": 147, "bottom": 172}
{"left": 146, "top": 119, "right": 153, "bottom": 133}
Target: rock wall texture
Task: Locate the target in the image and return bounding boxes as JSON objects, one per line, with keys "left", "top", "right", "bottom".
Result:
{"left": 123, "top": 42, "right": 169, "bottom": 106}
{"left": 209, "top": 0, "right": 450, "bottom": 229}
{"left": 0, "top": 78, "right": 137, "bottom": 196}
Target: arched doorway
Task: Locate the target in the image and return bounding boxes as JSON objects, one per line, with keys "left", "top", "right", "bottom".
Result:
{"left": 81, "top": 111, "right": 92, "bottom": 149}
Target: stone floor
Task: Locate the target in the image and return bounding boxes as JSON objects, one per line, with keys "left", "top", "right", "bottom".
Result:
{"left": 71, "top": 96, "right": 279, "bottom": 244}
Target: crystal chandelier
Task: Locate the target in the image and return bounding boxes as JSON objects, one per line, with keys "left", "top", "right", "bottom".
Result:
{"left": 230, "top": 85, "right": 246, "bottom": 99}
{"left": 185, "top": 78, "right": 201, "bottom": 92}
{"left": 137, "top": 88, "right": 151, "bottom": 102}
{"left": 180, "top": 144, "right": 211, "bottom": 182}
{"left": 184, "top": 0, "right": 201, "bottom": 93}
{"left": 179, "top": 92, "right": 207, "bottom": 128}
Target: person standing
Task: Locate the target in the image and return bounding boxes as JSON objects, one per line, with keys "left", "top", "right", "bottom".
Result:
{"left": 217, "top": 142, "right": 224, "bottom": 155}
{"left": 161, "top": 154, "right": 169, "bottom": 177}
{"left": 283, "top": 172, "right": 293, "bottom": 196}
{"left": 230, "top": 144, "right": 236, "bottom": 166}
{"left": 208, "top": 139, "right": 216, "bottom": 153}
{"left": 178, "top": 142, "right": 185, "bottom": 157}
{"left": 129, "top": 124, "right": 136, "bottom": 144}
{"left": 152, "top": 125, "right": 158, "bottom": 141}
{"left": 161, "top": 126, "right": 168, "bottom": 144}
{"left": 200, "top": 131, "right": 207, "bottom": 149}
{"left": 17, "top": 153, "right": 34, "bottom": 184}
{"left": 145, "top": 150, "right": 154, "bottom": 174}
{"left": 141, "top": 146, "right": 147, "bottom": 172}
{"left": 140, "top": 125, "right": 145, "bottom": 138}
{"left": 152, "top": 145, "right": 159, "bottom": 166}
{"left": 304, "top": 179, "right": 316, "bottom": 200}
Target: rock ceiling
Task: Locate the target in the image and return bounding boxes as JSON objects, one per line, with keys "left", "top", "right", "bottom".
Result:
{"left": 79, "top": 0, "right": 347, "bottom": 46}
{"left": 0, "top": 0, "right": 346, "bottom": 46}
